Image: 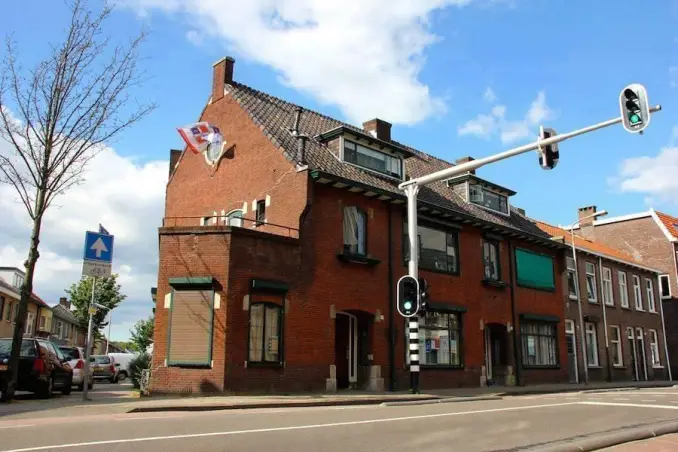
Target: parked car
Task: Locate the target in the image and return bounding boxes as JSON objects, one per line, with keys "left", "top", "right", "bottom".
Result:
{"left": 91, "top": 355, "right": 118, "bottom": 383}
{"left": 0, "top": 338, "right": 73, "bottom": 399}
{"left": 107, "top": 353, "right": 136, "bottom": 381}
{"left": 58, "top": 346, "right": 94, "bottom": 391}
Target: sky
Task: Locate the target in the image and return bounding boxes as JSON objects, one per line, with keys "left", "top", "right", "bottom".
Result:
{"left": 0, "top": 0, "right": 677, "bottom": 340}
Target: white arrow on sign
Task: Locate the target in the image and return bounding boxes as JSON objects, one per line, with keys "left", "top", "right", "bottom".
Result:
{"left": 90, "top": 237, "right": 108, "bottom": 258}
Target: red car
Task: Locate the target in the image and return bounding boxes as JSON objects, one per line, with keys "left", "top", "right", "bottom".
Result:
{"left": 0, "top": 338, "right": 73, "bottom": 399}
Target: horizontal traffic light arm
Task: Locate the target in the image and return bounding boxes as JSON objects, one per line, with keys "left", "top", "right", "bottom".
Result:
{"left": 400, "top": 105, "right": 661, "bottom": 190}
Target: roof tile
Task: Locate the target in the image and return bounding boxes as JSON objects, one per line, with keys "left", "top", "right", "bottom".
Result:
{"left": 655, "top": 210, "right": 678, "bottom": 239}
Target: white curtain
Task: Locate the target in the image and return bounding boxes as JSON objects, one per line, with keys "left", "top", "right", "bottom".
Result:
{"left": 343, "top": 207, "right": 365, "bottom": 254}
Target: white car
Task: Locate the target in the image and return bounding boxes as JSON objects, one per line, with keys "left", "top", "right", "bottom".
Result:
{"left": 108, "top": 353, "right": 136, "bottom": 381}
{"left": 59, "top": 346, "right": 94, "bottom": 391}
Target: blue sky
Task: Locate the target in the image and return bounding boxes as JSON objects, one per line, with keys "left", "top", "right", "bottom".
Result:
{"left": 1, "top": 0, "right": 676, "bottom": 339}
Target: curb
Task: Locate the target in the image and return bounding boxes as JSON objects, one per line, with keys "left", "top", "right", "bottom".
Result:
{"left": 500, "top": 383, "right": 675, "bottom": 398}
{"left": 381, "top": 395, "right": 502, "bottom": 407}
{"left": 520, "top": 421, "right": 678, "bottom": 452}
{"left": 128, "top": 396, "right": 441, "bottom": 413}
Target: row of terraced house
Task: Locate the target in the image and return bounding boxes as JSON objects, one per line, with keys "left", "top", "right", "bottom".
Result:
{"left": 150, "top": 57, "right": 676, "bottom": 394}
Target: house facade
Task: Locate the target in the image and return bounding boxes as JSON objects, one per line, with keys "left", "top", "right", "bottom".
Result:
{"left": 535, "top": 218, "right": 669, "bottom": 384}
{"left": 574, "top": 208, "right": 678, "bottom": 378}
{"left": 50, "top": 297, "right": 86, "bottom": 348}
{"left": 151, "top": 57, "right": 572, "bottom": 395}
{"left": 0, "top": 267, "right": 52, "bottom": 339}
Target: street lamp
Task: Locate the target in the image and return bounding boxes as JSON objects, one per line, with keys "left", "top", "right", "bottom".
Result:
{"left": 570, "top": 210, "right": 607, "bottom": 385}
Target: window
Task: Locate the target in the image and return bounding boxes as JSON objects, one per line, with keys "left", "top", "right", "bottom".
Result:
{"left": 649, "top": 329, "right": 661, "bottom": 367}
{"left": 0, "top": 297, "right": 4, "bottom": 322}
{"left": 5, "top": 301, "right": 12, "bottom": 322}
{"left": 56, "top": 321, "right": 64, "bottom": 339}
{"left": 610, "top": 326, "right": 623, "bottom": 367}
{"left": 249, "top": 303, "right": 283, "bottom": 364}
{"left": 418, "top": 312, "right": 462, "bottom": 366}
{"left": 226, "top": 209, "right": 243, "bottom": 227}
{"left": 633, "top": 275, "right": 643, "bottom": 310}
{"left": 25, "top": 312, "right": 35, "bottom": 336}
{"left": 515, "top": 249, "right": 555, "bottom": 291}
{"left": 566, "top": 257, "right": 578, "bottom": 300}
{"left": 343, "top": 140, "right": 402, "bottom": 179}
{"left": 602, "top": 267, "right": 614, "bottom": 306}
{"left": 64, "top": 323, "right": 70, "bottom": 339}
{"left": 660, "top": 275, "right": 671, "bottom": 299}
{"left": 404, "top": 223, "right": 459, "bottom": 274}
{"left": 585, "top": 263, "right": 597, "bottom": 303}
{"left": 255, "top": 200, "right": 266, "bottom": 226}
{"left": 343, "top": 207, "right": 367, "bottom": 256}
{"left": 619, "top": 271, "right": 629, "bottom": 308}
{"left": 483, "top": 240, "right": 500, "bottom": 281}
{"left": 167, "top": 288, "right": 214, "bottom": 366}
{"left": 12, "top": 303, "right": 18, "bottom": 323}
{"left": 521, "top": 322, "right": 558, "bottom": 367}
{"left": 13, "top": 274, "right": 24, "bottom": 289}
{"left": 646, "top": 279, "right": 656, "bottom": 312}
{"left": 585, "top": 323, "right": 599, "bottom": 367}
{"left": 39, "top": 315, "right": 46, "bottom": 330}
{"left": 468, "top": 184, "right": 509, "bottom": 215}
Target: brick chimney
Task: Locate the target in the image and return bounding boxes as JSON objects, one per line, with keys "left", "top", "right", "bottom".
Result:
{"left": 212, "top": 56, "right": 235, "bottom": 102}
{"left": 59, "top": 297, "right": 70, "bottom": 309}
{"left": 362, "top": 118, "right": 392, "bottom": 142}
{"left": 169, "top": 149, "right": 182, "bottom": 177}
{"left": 578, "top": 205, "right": 597, "bottom": 237}
{"left": 455, "top": 156, "right": 476, "bottom": 175}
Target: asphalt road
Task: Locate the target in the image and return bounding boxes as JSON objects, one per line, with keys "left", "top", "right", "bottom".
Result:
{"left": 3, "top": 388, "right": 678, "bottom": 452}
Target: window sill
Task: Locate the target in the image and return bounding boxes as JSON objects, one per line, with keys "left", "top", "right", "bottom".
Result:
{"left": 481, "top": 279, "right": 509, "bottom": 289}
{"left": 587, "top": 365, "right": 603, "bottom": 369}
{"left": 247, "top": 361, "right": 284, "bottom": 369}
{"left": 649, "top": 310, "right": 658, "bottom": 314}
{"left": 605, "top": 303, "right": 615, "bottom": 308}
{"left": 636, "top": 309, "right": 645, "bottom": 312}
{"left": 337, "top": 252, "right": 381, "bottom": 266}
{"left": 588, "top": 300, "right": 599, "bottom": 304}
{"left": 568, "top": 295, "right": 579, "bottom": 301}
{"left": 168, "top": 363, "right": 212, "bottom": 369}
{"left": 420, "top": 365, "right": 464, "bottom": 370}
{"left": 621, "top": 306, "right": 632, "bottom": 310}
{"left": 522, "top": 365, "right": 560, "bottom": 370}
{"left": 653, "top": 365, "right": 665, "bottom": 369}
{"left": 613, "top": 365, "right": 626, "bottom": 369}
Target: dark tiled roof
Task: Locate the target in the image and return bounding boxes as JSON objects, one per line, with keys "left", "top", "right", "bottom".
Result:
{"left": 51, "top": 304, "right": 78, "bottom": 323}
{"left": 226, "top": 82, "right": 554, "bottom": 241}
{"left": 0, "top": 278, "right": 49, "bottom": 308}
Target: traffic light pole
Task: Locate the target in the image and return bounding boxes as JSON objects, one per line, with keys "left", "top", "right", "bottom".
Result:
{"left": 399, "top": 105, "right": 661, "bottom": 393}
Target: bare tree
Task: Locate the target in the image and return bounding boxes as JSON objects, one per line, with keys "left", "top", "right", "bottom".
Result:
{"left": 0, "top": 0, "right": 154, "bottom": 401}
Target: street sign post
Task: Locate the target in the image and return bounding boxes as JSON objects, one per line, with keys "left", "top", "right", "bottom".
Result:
{"left": 81, "top": 229, "right": 114, "bottom": 401}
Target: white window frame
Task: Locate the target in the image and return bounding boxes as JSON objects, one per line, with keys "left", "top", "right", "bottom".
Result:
{"left": 342, "top": 139, "right": 404, "bottom": 180}
{"left": 225, "top": 209, "right": 244, "bottom": 227}
{"left": 659, "top": 274, "right": 672, "bottom": 299}
{"left": 25, "top": 312, "right": 35, "bottom": 336}
{"left": 602, "top": 267, "right": 614, "bottom": 306}
{"left": 646, "top": 278, "right": 656, "bottom": 313}
{"left": 633, "top": 275, "right": 643, "bottom": 311}
{"left": 467, "top": 184, "right": 510, "bottom": 216}
{"left": 585, "top": 322, "right": 599, "bottom": 367}
{"left": 585, "top": 263, "right": 597, "bottom": 303}
{"left": 610, "top": 325, "right": 623, "bottom": 367}
{"left": 618, "top": 271, "right": 629, "bottom": 308}
{"left": 56, "top": 320, "right": 64, "bottom": 339}
{"left": 566, "top": 257, "right": 578, "bottom": 300}
{"left": 649, "top": 329, "right": 661, "bottom": 368}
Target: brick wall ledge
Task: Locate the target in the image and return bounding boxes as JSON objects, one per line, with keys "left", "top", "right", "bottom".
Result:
{"left": 158, "top": 225, "right": 300, "bottom": 244}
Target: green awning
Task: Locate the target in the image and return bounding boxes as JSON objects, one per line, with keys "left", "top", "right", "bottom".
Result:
{"left": 520, "top": 313, "right": 560, "bottom": 323}
{"left": 427, "top": 302, "right": 467, "bottom": 313}
{"left": 251, "top": 278, "right": 289, "bottom": 293}
{"left": 169, "top": 277, "right": 214, "bottom": 288}
{"left": 515, "top": 248, "right": 555, "bottom": 291}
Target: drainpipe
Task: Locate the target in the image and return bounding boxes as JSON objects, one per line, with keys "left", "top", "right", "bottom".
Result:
{"left": 507, "top": 239, "right": 522, "bottom": 387}
{"left": 569, "top": 234, "right": 588, "bottom": 384}
{"left": 658, "top": 271, "right": 673, "bottom": 381}
{"left": 597, "top": 256, "right": 612, "bottom": 382}
{"left": 387, "top": 203, "right": 396, "bottom": 391}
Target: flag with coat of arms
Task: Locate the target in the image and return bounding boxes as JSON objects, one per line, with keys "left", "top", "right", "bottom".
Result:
{"left": 177, "top": 122, "right": 224, "bottom": 155}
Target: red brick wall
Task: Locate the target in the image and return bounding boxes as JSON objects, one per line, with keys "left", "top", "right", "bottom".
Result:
{"left": 165, "top": 90, "right": 308, "bottom": 235}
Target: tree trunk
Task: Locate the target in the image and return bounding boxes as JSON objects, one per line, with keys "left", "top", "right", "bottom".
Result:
{"left": 2, "top": 189, "right": 46, "bottom": 402}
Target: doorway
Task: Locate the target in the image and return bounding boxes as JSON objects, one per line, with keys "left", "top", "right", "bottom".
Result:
{"left": 636, "top": 327, "right": 648, "bottom": 381}
{"left": 484, "top": 323, "right": 509, "bottom": 385}
{"left": 627, "top": 327, "right": 639, "bottom": 381}
{"left": 335, "top": 311, "right": 371, "bottom": 390}
{"left": 565, "top": 320, "right": 578, "bottom": 383}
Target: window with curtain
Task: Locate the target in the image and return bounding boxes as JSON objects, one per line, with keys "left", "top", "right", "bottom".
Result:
{"left": 521, "top": 322, "right": 558, "bottom": 367}
{"left": 566, "top": 257, "right": 577, "bottom": 299}
{"left": 619, "top": 271, "right": 629, "bottom": 308}
{"left": 25, "top": 312, "right": 34, "bottom": 336}
{"left": 343, "top": 207, "right": 367, "bottom": 255}
{"left": 633, "top": 275, "right": 643, "bottom": 310}
{"left": 343, "top": 140, "right": 403, "bottom": 179}
{"left": 418, "top": 312, "right": 462, "bottom": 366}
{"left": 483, "top": 240, "right": 500, "bottom": 281}
{"left": 249, "top": 303, "right": 283, "bottom": 364}
{"left": 585, "top": 263, "right": 597, "bottom": 302}
{"left": 404, "top": 223, "right": 459, "bottom": 274}
{"left": 646, "top": 279, "right": 656, "bottom": 312}
{"left": 585, "top": 322, "right": 599, "bottom": 366}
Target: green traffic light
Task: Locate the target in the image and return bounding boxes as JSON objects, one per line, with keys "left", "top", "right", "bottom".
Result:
{"left": 404, "top": 301, "right": 412, "bottom": 310}
{"left": 629, "top": 113, "right": 641, "bottom": 124}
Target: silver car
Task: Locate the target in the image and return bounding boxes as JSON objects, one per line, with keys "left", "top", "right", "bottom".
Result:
{"left": 58, "top": 346, "right": 94, "bottom": 391}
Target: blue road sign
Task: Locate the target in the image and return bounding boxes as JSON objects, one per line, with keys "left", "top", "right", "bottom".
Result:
{"left": 83, "top": 231, "right": 114, "bottom": 263}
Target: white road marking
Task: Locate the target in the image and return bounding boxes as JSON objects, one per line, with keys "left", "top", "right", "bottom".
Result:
{"left": 579, "top": 401, "right": 678, "bottom": 410}
{"left": 0, "top": 402, "right": 579, "bottom": 452}
{"left": 613, "top": 398, "right": 629, "bottom": 401}
{"left": 115, "top": 415, "right": 182, "bottom": 421}
{"left": 0, "top": 424, "right": 34, "bottom": 430}
{"left": 641, "top": 399, "right": 656, "bottom": 402}
{"left": 621, "top": 391, "right": 678, "bottom": 395}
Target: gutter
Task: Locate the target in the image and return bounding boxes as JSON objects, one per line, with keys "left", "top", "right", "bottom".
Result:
{"left": 507, "top": 239, "right": 522, "bottom": 386}
{"left": 597, "top": 256, "right": 612, "bottom": 382}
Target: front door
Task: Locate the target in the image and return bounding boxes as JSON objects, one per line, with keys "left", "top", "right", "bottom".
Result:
{"left": 565, "top": 320, "right": 578, "bottom": 383}
{"left": 628, "top": 327, "right": 639, "bottom": 381}
{"left": 484, "top": 328, "right": 492, "bottom": 382}
{"left": 335, "top": 313, "right": 357, "bottom": 389}
{"left": 636, "top": 328, "right": 648, "bottom": 381}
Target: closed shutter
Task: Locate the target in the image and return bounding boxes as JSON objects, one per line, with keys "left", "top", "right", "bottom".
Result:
{"left": 168, "top": 289, "right": 214, "bottom": 366}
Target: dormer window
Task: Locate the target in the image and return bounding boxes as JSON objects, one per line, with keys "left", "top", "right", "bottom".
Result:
{"left": 343, "top": 140, "right": 402, "bottom": 179}
{"left": 469, "top": 184, "right": 508, "bottom": 215}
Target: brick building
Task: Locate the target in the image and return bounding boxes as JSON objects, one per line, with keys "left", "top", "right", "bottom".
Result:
{"left": 152, "top": 57, "right": 572, "bottom": 395}
{"left": 0, "top": 267, "right": 52, "bottom": 340}
{"left": 50, "top": 298, "right": 86, "bottom": 348}
{"left": 573, "top": 208, "right": 678, "bottom": 378}
{"left": 535, "top": 218, "right": 669, "bottom": 384}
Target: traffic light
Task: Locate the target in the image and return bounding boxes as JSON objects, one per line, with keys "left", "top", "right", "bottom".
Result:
{"left": 619, "top": 84, "right": 650, "bottom": 133}
{"left": 538, "top": 126, "right": 559, "bottom": 170}
{"left": 419, "top": 278, "right": 429, "bottom": 312}
{"left": 397, "top": 275, "right": 419, "bottom": 317}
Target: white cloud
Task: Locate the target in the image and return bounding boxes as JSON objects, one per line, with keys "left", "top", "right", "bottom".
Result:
{"left": 0, "top": 137, "right": 167, "bottom": 340}
{"left": 458, "top": 90, "right": 553, "bottom": 144}
{"left": 483, "top": 86, "right": 497, "bottom": 103}
{"left": 614, "top": 144, "right": 678, "bottom": 205}
{"left": 185, "top": 30, "right": 204, "bottom": 46}
{"left": 115, "top": 0, "right": 495, "bottom": 125}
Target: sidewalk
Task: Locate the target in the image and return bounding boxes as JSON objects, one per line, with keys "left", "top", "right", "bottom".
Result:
{"left": 599, "top": 433, "right": 678, "bottom": 451}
